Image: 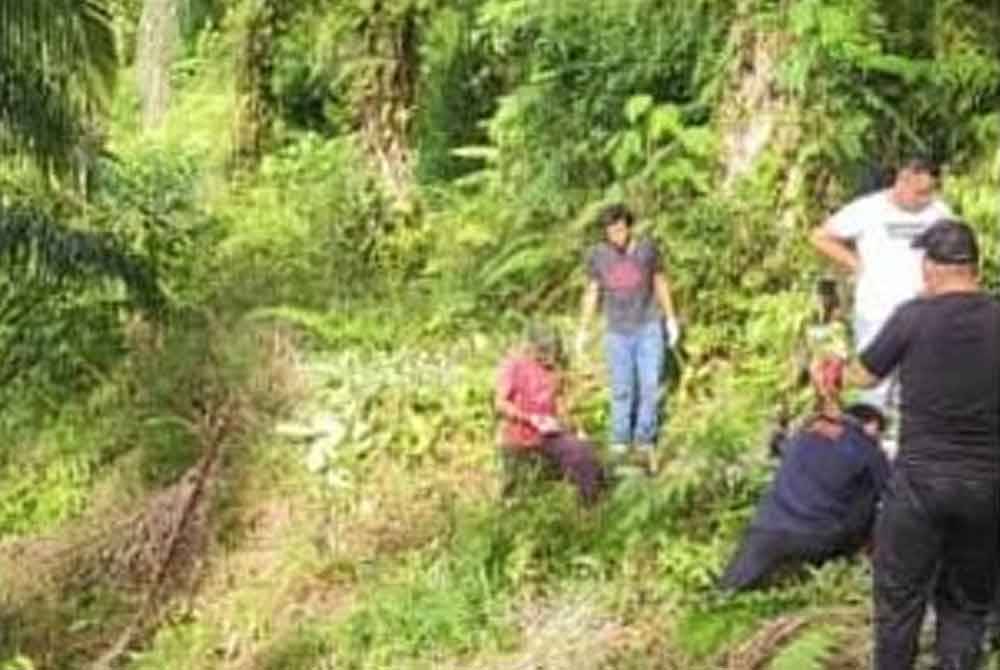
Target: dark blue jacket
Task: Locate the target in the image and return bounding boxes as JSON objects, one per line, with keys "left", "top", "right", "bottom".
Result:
{"left": 753, "top": 419, "right": 890, "bottom": 537}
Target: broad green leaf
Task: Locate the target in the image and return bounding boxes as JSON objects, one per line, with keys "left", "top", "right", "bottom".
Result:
{"left": 648, "top": 105, "right": 683, "bottom": 142}
{"left": 624, "top": 94, "right": 654, "bottom": 124}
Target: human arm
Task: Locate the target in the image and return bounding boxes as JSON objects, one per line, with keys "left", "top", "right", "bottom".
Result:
{"left": 495, "top": 358, "right": 563, "bottom": 436}
{"left": 810, "top": 198, "right": 869, "bottom": 275}
{"left": 810, "top": 225, "right": 860, "bottom": 274}
{"left": 854, "top": 305, "right": 913, "bottom": 386}
{"left": 654, "top": 272, "right": 681, "bottom": 347}
{"left": 580, "top": 279, "right": 600, "bottom": 330}
{"left": 653, "top": 272, "right": 676, "bottom": 320}
{"left": 495, "top": 360, "right": 531, "bottom": 424}
{"left": 496, "top": 394, "right": 535, "bottom": 426}
{"left": 814, "top": 306, "right": 912, "bottom": 400}
{"left": 810, "top": 342, "right": 898, "bottom": 404}
{"left": 495, "top": 380, "right": 559, "bottom": 435}
{"left": 869, "top": 442, "right": 891, "bottom": 493}
{"left": 845, "top": 360, "right": 880, "bottom": 389}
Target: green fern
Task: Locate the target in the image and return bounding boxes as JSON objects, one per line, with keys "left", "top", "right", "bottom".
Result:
{"left": 475, "top": 232, "right": 552, "bottom": 292}
{"left": 768, "top": 627, "right": 836, "bottom": 670}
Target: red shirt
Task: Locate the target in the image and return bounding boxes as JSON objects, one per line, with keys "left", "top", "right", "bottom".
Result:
{"left": 496, "top": 351, "right": 559, "bottom": 449}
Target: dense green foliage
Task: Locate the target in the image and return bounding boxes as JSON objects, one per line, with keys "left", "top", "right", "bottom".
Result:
{"left": 0, "top": 0, "right": 997, "bottom": 668}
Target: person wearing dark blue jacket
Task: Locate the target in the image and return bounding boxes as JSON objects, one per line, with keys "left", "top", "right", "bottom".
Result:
{"left": 720, "top": 403, "right": 889, "bottom": 592}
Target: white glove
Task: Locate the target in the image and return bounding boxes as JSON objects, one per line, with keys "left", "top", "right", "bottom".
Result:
{"left": 666, "top": 318, "right": 681, "bottom": 348}
{"left": 573, "top": 328, "right": 590, "bottom": 357}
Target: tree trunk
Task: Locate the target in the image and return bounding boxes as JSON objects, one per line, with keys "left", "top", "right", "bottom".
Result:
{"left": 715, "top": 2, "right": 806, "bottom": 229}
{"left": 355, "top": 2, "right": 421, "bottom": 200}
{"left": 231, "top": 0, "right": 281, "bottom": 174}
{"left": 136, "top": 0, "right": 180, "bottom": 131}
{"left": 717, "top": 5, "right": 796, "bottom": 192}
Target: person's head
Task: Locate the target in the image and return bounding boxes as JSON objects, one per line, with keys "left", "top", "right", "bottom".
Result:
{"left": 912, "top": 219, "right": 980, "bottom": 295}
{"left": 844, "top": 403, "right": 887, "bottom": 440}
{"left": 524, "top": 321, "right": 563, "bottom": 368}
{"left": 891, "top": 157, "right": 940, "bottom": 212}
{"left": 597, "top": 203, "right": 634, "bottom": 250}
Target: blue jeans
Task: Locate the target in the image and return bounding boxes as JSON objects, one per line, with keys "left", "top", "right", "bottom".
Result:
{"left": 604, "top": 320, "right": 665, "bottom": 445}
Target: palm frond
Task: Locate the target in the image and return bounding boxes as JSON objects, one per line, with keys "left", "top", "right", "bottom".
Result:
{"left": 0, "top": 203, "right": 163, "bottom": 311}
{"left": 0, "top": 201, "right": 163, "bottom": 394}
{"left": 0, "top": 0, "right": 117, "bottom": 174}
{"left": 0, "top": 0, "right": 117, "bottom": 98}
{"left": 0, "top": 55, "right": 87, "bottom": 173}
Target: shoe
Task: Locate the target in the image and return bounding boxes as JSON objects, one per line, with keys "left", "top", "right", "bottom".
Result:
{"left": 608, "top": 443, "right": 630, "bottom": 463}
{"left": 608, "top": 443, "right": 642, "bottom": 478}
{"left": 635, "top": 443, "right": 658, "bottom": 475}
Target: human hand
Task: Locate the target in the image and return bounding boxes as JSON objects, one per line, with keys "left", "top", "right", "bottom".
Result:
{"left": 665, "top": 318, "right": 681, "bottom": 348}
{"left": 528, "top": 414, "right": 562, "bottom": 435}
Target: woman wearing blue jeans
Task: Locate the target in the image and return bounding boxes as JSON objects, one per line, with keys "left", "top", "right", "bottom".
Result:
{"left": 575, "top": 204, "right": 681, "bottom": 473}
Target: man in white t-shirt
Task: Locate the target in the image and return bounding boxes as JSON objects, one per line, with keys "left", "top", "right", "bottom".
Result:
{"left": 810, "top": 158, "right": 953, "bottom": 412}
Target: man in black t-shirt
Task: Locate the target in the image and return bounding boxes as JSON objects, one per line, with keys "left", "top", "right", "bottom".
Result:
{"left": 836, "top": 220, "right": 1000, "bottom": 670}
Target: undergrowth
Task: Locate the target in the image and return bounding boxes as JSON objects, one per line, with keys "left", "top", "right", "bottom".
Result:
{"left": 2, "top": 1, "right": 998, "bottom": 668}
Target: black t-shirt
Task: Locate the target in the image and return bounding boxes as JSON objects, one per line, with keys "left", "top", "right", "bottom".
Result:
{"left": 861, "top": 292, "right": 1000, "bottom": 479}
{"left": 586, "top": 239, "right": 662, "bottom": 333}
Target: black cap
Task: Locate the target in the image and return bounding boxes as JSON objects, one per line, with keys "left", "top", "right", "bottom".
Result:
{"left": 911, "top": 219, "right": 979, "bottom": 266}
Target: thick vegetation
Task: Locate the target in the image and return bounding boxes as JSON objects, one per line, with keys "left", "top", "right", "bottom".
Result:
{"left": 0, "top": 1, "right": 997, "bottom": 669}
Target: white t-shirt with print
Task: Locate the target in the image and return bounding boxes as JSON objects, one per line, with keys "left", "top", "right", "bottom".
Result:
{"left": 825, "top": 189, "right": 952, "bottom": 326}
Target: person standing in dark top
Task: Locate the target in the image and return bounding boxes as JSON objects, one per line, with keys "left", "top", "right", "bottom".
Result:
{"left": 575, "top": 204, "right": 681, "bottom": 474}
{"left": 836, "top": 219, "right": 1000, "bottom": 670}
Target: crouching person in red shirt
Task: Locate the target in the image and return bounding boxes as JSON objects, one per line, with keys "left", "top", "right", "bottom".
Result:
{"left": 495, "top": 323, "right": 606, "bottom": 506}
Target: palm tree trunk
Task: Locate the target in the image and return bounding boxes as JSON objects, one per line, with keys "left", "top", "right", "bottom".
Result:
{"left": 231, "top": 0, "right": 282, "bottom": 174}
{"left": 136, "top": 0, "right": 180, "bottom": 130}
{"left": 356, "top": 2, "right": 422, "bottom": 199}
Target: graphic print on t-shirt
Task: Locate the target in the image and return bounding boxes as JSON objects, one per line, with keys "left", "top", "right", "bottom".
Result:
{"left": 587, "top": 240, "right": 661, "bottom": 333}
{"left": 885, "top": 222, "right": 927, "bottom": 242}
{"left": 605, "top": 258, "right": 643, "bottom": 291}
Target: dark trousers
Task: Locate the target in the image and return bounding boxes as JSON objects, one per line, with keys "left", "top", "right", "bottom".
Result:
{"left": 720, "top": 526, "right": 863, "bottom": 592}
{"left": 721, "top": 487, "right": 876, "bottom": 592}
{"left": 873, "top": 470, "right": 1000, "bottom": 670}
{"left": 500, "top": 433, "right": 605, "bottom": 506}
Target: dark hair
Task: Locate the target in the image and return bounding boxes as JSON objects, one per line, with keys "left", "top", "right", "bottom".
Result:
{"left": 597, "top": 203, "right": 634, "bottom": 229}
{"left": 525, "top": 321, "right": 563, "bottom": 365}
{"left": 845, "top": 403, "right": 887, "bottom": 433}
{"left": 898, "top": 156, "right": 941, "bottom": 179}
